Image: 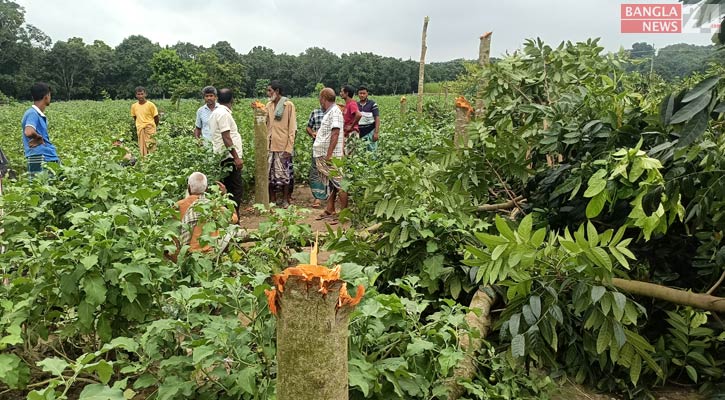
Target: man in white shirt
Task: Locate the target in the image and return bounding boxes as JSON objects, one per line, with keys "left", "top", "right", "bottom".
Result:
{"left": 313, "top": 87, "right": 346, "bottom": 221}
{"left": 209, "top": 88, "right": 244, "bottom": 218}
{"left": 194, "top": 86, "right": 219, "bottom": 143}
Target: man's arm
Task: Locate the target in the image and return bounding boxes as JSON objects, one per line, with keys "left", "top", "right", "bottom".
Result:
{"left": 24, "top": 125, "right": 44, "bottom": 147}
{"left": 284, "top": 103, "right": 296, "bottom": 157}
{"left": 306, "top": 126, "right": 316, "bottom": 139}
{"left": 326, "top": 128, "right": 340, "bottom": 160}
{"left": 221, "top": 130, "right": 243, "bottom": 169}
{"left": 154, "top": 115, "right": 160, "bottom": 127}
{"left": 194, "top": 127, "right": 202, "bottom": 139}
{"left": 194, "top": 111, "right": 202, "bottom": 139}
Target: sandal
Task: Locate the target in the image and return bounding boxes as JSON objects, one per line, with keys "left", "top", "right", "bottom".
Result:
{"left": 315, "top": 210, "right": 336, "bottom": 220}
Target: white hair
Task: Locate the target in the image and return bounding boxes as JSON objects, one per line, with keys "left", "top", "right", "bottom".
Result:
{"left": 187, "top": 172, "right": 208, "bottom": 195}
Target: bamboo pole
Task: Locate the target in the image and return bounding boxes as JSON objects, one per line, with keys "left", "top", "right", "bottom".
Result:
{"left": 454, "top": 96, "right": 473, "bottom": 148}
{"left": 251, "top": 103, "right": 269, "bottom": 206}
{"left": 417, "top": 16, "right": 429, "bottom": 115}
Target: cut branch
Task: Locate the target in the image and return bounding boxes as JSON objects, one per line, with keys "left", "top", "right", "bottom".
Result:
{"left": 612, "top": 278, "right": 725, "bottom": 313}
{"left": 477, "top": 196, "right": 526, "bottom": 212}
{"left": 417, "top": 16, "right": 429, "bottom": 115}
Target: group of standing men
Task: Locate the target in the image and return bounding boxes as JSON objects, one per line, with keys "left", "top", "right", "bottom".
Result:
{"left": 189, "top": 82, "right": 380, "bottom": 222}
{"left": 17, "top": 81, "right": 380, "bottom": 224}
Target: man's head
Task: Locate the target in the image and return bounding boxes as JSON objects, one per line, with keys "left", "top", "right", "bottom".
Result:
{"left": 217, "top": 88, "right": 233, "bottom": 106}
{"left": 319, "top": 87, "right": 336, "bottom": 110}
{"left": 187, "top": 172, "right": 208, "bottom": 196}
{"left": 135, "top": 87, "right": 147, "bottom": 102}
{"left": 357, "top": 86, "right": 369, "bottom": 102}
{"left": 31, "top": 82, "right": 51, "bottom": 106}
{"left": 267, "top": 80, "right": 284, "bottom": 102}
{"left": 341, "top": 85, "right": 355, "bottom": 101}
{"left": 202, "top": 86, "right": 217, "bottom": 107}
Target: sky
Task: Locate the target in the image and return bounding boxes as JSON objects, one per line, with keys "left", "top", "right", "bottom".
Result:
{"left": 14, "top": 0, "right": 719, "bottom": 62}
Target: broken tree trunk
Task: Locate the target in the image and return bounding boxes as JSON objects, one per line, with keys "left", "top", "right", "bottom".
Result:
{"left": 454, "top": 96, "right": 473, "bottom": 148}
{"left": 612, "top": 278, "right": 725, "bottom": 313}
{"left": 447, "top": 288, "right": 497, "bottom": 400}
{"left": 252, "top": 102, "right": 269, "bottom": 206}
{"left": 417, "top": 16, "right": 429, "bottom": 115}
{"left": 400, "top": 96, "right": 408, "bottom": 115}
{"left": 478, "top": 32, "right": 492, "bottom": 66}
{"left": 266, "top": 247, "right": 365, "bottom": 400}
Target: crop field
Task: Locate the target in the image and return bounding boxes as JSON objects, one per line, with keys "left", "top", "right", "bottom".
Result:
{"left": 1, "top": 39, "right": 725, "bottom": 400}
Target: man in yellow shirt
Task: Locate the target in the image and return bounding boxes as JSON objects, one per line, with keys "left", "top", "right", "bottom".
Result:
{"left": 265, "top": 81, "right": 296, "bottom": 208}
{"left": 130, "top": 86, "right": 159, "bottom": 157}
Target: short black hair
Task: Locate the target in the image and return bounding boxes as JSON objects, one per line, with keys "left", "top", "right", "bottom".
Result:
{"left": 218, "top": 88, "right": 233, "bottom": 104}
{"left": 269, "top": 80, "right": 284, "bottom": 96}
{"left": 202, "top": 86, "right": 217, "bottom": 96}
{"left": 357, "top": 86, "right": 368, "bottom": 93}
{"left": 135, "top": 86, "right": 146, "bottom": 94}
{"left": 342, "top": 85, "right": 355, "bottom": 98}
{"left": 30, "top": 82, "right": 51, "bottom": 101}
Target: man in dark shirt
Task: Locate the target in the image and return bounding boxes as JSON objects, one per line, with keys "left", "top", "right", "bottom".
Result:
{"left": 357, "top": 86, "right": 380, "bottom": 152}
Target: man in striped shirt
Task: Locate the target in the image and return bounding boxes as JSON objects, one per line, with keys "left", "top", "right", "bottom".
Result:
{"left": 313, "top": 88, "right": 346, "bottom": 220}
{"left": 194, "top": 86, "right": 219, "bottom": 143}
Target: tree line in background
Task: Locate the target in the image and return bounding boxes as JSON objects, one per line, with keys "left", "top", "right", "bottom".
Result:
{"left": 0, "top": 0, "right": 721, "bottom": 102}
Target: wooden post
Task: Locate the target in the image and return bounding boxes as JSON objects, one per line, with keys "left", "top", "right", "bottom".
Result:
{"left": 417, "top": 16, "right": 429, "bottom": 115}
{"left": 478, "top": 32, "right": 492, "bottom": 66}
{"left": 251, "top": 102, "right": 269, "bottom": 206}
{"left": 454, "top": 96, "right": 473, "bottom": 148}
{"left": 266, "top": 245, "right": 364, "bottom": 400}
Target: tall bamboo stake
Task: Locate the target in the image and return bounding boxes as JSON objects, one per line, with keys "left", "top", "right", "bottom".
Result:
{"left": 478, "top": 32, "right": 492, "bottom": 66}
{"left": 417, "top": 16, "right": 429, "bottom": 115}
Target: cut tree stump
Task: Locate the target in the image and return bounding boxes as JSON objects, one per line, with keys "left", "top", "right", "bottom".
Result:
{"left": 252, "top": 101, "right": 269, "bottom": 206}
{"left": 266, "top": 244, "right": 364, "bottom": 400}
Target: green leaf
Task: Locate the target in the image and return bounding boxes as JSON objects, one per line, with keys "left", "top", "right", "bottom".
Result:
{"left": 596, "top": 322, "right": 612, "bottom": 354}
{"left": 530, "top": 296, "right": 542, "bottom": 319}
{"left": 660, "top": 93, "right": 674, "bottom": 126}
{"left": 670, "top": 91, "right": 711, "bottom": 124}
{"left": 83, "top": 274, "right": 107, "bottom": 306}
{"left": 475, "top": 232, "right": 509, "bottom": 248}
{"left": 81, "top": 255, "right": 99, "bottom": 270}
{"left": 587, "top": 248, "right": 612, "bottom": 271}
{"left": 715, "top": 101, "right": 725, "bottom": 113}
{"left": 236, "top": 368, "right": 258, "bottom": 395}
{"left": 584, "top": 169, "right": 607, "bottom": 198}
{"left": 37, "top": 357, "right": 69, "bottom": 376}
{"left": 193, "top": 345, "right": 216, "bottom": 365}
{"left": 586, "top": 221, "right": 599, "bottom": 247}
{"left": 133, "top": 373, "right": 156, "bottom": 389}
{"left": 681, "top": 76, "right": 720, "bottom": 103}
{"left": 0, "top": 354, "right": 30, "bottom": 389}
{"left": 518, "top": 214, "right": 533, "bottom": 241}
{"left": 531, "top": 228, "right": 546, "bottom": 247}
{"left": 509, "top": 314, "right": 521, "bottom": 336}
{"left": 685, "top": 365, "right": 698, "bottom": 383}
{"left": 79, "top": 384, "right": 125, "bottom": 400}
{"left": 630, "top": 354, "right": 642, "bottom": 385}
{"left": 612, "top": 292, "right": 626, "bottom": 320}
{"left": 676, "top": 110, "right": 709, "bottom": 148}
{"left": 511, "top": 334, "right": 526, "bottom": 358}
{"left": 495, "top": 216, "right": 516, "bottom": 241}
{"left": 406, "top": 338, "right": 435, "bottom": 356}
{"left": 586, "top": 191, "right": 607, "bottom": 219}
{"left": 491, "top": 244, "right": 507, "bottom": 261}
{"left": 591, "top": 286, "right": 606, "bottom": 303}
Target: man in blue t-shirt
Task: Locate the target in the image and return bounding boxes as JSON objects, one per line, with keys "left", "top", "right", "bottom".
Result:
{"left": 357, "top": 86, "right": 380, "bottom": 151}
{"left": 21, "top": 82, "right": 59, "bottom": 175}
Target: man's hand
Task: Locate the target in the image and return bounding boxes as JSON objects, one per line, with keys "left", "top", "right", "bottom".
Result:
{"left": 234, "top": 157, "right": 243, "bottom": 170}
{"left": 28, "top": 136, "right": 44, "bottom": 148}
{"left": 373, "top": 132, "right": 379, "bottom": 142}
{"left": 282, "top": 151, "right": 292, "bottom": 160}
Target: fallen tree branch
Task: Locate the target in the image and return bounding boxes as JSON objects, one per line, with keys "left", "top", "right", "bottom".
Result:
{"left": 447, "top": 288, "right": 497, "bottom": 400}
{"left": 612, "top": 278, "right": 725, "bottom": 313}
{"left": 477, "top": 196, "right": 526, "bottom": 212}
{"left": 706, "top": 268, "right": 725, "bottom": 295}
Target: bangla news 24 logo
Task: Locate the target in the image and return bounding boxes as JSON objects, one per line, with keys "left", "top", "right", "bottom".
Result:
{"left": 621, "top": 1, "right": 724, "bottom": 33}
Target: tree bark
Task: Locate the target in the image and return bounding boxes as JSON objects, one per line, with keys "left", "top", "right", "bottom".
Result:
{"left": 276, "top": 276, "right": 354, "bottom": 400}
{"left": 252, "top": 106, "right": 269, "bottom": 206}
{"left": 612, "top": 278, "right": 725, "bottom": 313}
{"left": 400, "top": 96, "right": 408, "bottom": 115}
{"left": 447, "top": 289, "right": 496, "bottom": 400}
{"left": 478, "top": 32, "right": 492, "bottom": 67}
{"left": 417, "top": 16, "right": 429, "bottom": 115}
{"left": 454, "top": 103, "right": 471, "bottom": 148}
